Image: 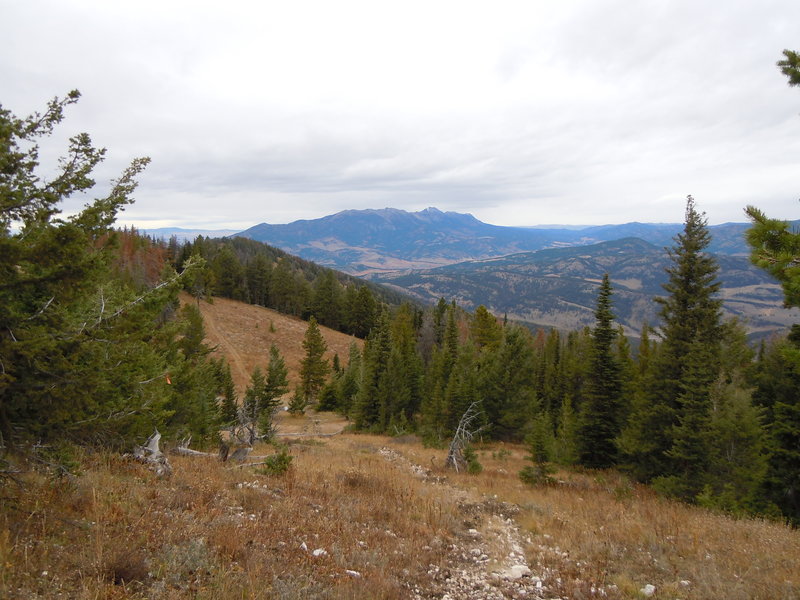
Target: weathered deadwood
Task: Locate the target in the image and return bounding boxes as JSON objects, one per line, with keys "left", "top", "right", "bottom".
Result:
{"left": 275, "top": 428, "right": 345, "bottom": 438}
{"left": 171, "top": 436, "right": 216, "bottom": 457}
{"left": 131, "top": 429, "right": 172, "bottom": 477}
{"left": 446, "top": 402, "right": 486, "bottom": 473}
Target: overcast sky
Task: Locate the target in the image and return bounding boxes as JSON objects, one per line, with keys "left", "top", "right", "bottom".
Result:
{"left": 3, "top": 0, "right": 800, "bottom": 229}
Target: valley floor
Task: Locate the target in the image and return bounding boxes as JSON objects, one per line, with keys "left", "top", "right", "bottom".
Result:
{"left": 2, "top": 413, "right": 798, "bottom": 599}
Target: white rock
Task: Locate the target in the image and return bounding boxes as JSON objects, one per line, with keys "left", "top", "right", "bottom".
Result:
{"left": 345, "top": 569, "right": 361, "bottom": 578}
{"left": 312, "top": 548, "right": 328, "bottom": 557}
{"left": 504, "top": 564, "right": 531, "bottom": 580}
{"left": 641, "top": 584, "right": 656, "bottom": 597}
{"left": 300, "top": 542, "right": 308, "bottom": 552}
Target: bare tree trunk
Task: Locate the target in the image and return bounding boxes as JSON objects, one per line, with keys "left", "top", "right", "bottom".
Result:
{"left": 445, "top": 402, "right": 485, "bottom": 472}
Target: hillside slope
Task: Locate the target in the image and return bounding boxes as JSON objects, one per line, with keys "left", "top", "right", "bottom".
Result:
{"left": 181, "top": 293, "right": 362, "bottom": 394}
{"left": 372, "top": 237, "right": 800, "bottom": 339}
{"left": 233, "top": 207, "right": 776, "bottom": 275}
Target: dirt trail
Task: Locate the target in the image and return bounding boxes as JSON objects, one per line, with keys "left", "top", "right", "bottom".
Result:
{"left": 376, "top": 446, "right": 553, "bottom": 600}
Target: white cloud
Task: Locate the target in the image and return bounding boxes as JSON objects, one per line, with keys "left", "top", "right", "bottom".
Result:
{"left": 2, "top": 0, "right": 799, "bottom": 229}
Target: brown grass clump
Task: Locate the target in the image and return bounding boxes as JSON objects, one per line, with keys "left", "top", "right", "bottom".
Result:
{"left": 1, "top": 423, "right": 798, "bottom": 599}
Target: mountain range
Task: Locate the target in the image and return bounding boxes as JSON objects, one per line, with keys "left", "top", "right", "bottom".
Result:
{"left": 233, "top": 207, "right": 760, "bottom": 275}
{"left": 144, "top": 207, "right": 799, "bottom": 338}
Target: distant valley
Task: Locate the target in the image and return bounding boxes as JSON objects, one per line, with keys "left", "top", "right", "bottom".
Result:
{"left": 145, "top": 207, "right": 800, "bottom": 339}
{"left": 371, "top": 237, "right": 800, "bottom": 339}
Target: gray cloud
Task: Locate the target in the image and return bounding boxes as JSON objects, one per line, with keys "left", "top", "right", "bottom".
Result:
{"left": 3, "top": 0, "right": 799, "bottom": 229}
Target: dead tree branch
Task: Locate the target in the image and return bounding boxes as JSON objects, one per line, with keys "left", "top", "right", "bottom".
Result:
{"left": 446, "top": 402, "right": 486, "bottom": 473}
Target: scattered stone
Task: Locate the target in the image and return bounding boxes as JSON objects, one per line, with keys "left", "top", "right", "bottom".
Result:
{"left": 345, "top": 570, "right": 362, "bottom": 578}
{"left": 312, "top": 548, "right": 328, "bottom": 557}
{"left": 501, "top": 564, "right": 531, "bottom": 580}
{"left": 641, "top": 583, "right": 656, "bottom": 597}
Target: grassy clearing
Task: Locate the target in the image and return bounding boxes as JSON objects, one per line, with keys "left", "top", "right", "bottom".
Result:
{"left": 1, "top": 423, "right": 798, "bottom": 599}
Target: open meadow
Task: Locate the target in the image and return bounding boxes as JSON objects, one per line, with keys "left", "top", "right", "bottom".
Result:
{"left": 2, "top": 411, "right": 798, "bottom": 599}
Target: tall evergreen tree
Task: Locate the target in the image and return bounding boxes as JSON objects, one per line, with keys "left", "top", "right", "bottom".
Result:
{"left": 378, "top": 305, "right": 424, "bottom": 432}
{"left": 0, "top": 91, "right": 211, "bottom": 448}
{"left": 353, "top": 311, "right": 391, "bottom": 429}
{"left": 620, "top": 196, "right": 723, "bottom": 485}
{"left": 471, "top": 305, "right": 502, "bottom": 351}
{"left": 299, "top": 317, "right": 329, "bottom": 405}
{"left": 578, "top": 274, "right": 624, "bottom": 469}
{"left": 480, "top": 325, "right": 537, "bottom": 440}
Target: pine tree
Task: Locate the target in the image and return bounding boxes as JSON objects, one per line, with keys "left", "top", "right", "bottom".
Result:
{"left": 777, "top": 48, "right": 800, "bottom": 87}
{"left": 353, "top": 311, "right": 391, "bottom": 429}
{"left": 378, "top": 305, "right": 424, "bottom": 432}
{"left": 211, "top": 245, "right": 245, "bottom": 300}
{"left": 578, "top": 274, "right": 624, "bottom": 469}
{"left": 480, "top": 325, "right": 537, "bottom": 440}
{"left": 214, "top": 358, "right": 238, "bottom": 426}
{"left": 311, "top": 271, "right": 343, "bottom": 330}
{"left": 245, "top": 254, "right": 271, "bottom": 306}
{"left": 264, "top": 344, "right": 290, "bottom": 407}
{"left": 751, "top": 330, "right": 800, "bottom": 524}
{"left": 554, "top": 395, "right": 580, "bottom": 465}
{"left": 0, "top": 91, "right": 215, "bottom": 448}
{"left": 335, "top": 342, "right": 362, "bottom": 415}
{"left": 744, "top": 205, "right": 800, "bottom": 308}
{"left": 471, "top": 305, "right": 502, "bottom": 351}
{"left": 620, "top": 196, "right": 723, "bottom": 485}
{"left": 299, "top": 317, "right": 329, "bottom": 405}
{"left": 260, "top": 344, "right": 289, "bottom": 438}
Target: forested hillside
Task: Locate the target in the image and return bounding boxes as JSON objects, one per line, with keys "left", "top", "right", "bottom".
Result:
{"left": 372, "top": 237, "right": 799, "bottom": 340}
{"left": 169, "top": 233, "right": 413, "bottom": 338}
{"left": 233, "top": 206, "right": 788, "bottom": 275}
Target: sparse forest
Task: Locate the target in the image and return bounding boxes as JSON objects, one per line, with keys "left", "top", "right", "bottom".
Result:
{"left": 2, "top": 51, "right": 800, "bottom": 598}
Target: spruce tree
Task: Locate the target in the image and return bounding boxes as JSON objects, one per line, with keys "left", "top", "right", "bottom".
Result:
{"left": 299, "top": 317, "right": 329, "bottom": 405}
{"left": 260, "top": 344, "right": 289, "bottom": 437}
{"left": 578, "top": 274, "right": 623, "bottom": 469}
{"left": 214, "top": 358, "right": 239, "bottom": 426}
{"left": 480, "top": 325, "right": 537, "bottom": 440}
{"left": 0, "top": 91, "right": 213, "bottom": 448}
{"left": 378, "top": 305, "right": 423, "bottom": 432}
{"left": 620, "top": 196, "right": 723, "bottom": 485}
{"left": 353, "top": 311, "right": 390, "bottom": 429}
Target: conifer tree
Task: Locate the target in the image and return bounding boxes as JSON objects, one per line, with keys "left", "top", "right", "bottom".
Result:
{"left": 578, "top": 274, "right": 624, "bottom": 469}
{"left": 620, "top": 196, "right": 723, "bottom": 485}
{"left": 259, "top": 344, "right": 289, "bottom": 437}
{"left": 471, "top": 305, "right": 502, "bottom": 350}
{"left": 242, "top": 366, "right": 267, "bottom": 443}
{"left": 353, "top": 311, "right": 391, "bottom": 429}
{"left": 480, "top": 325, "right": 537, "bottom": 440}
{"left": 444, "top": 342, "right": 481, "bottom": 433}
{"left": 0, "top": 91, "right": 210, "bottom": 448}
{"left": 335, "top": 342, "right": 362, "bottom": 415}
{"left": 554, "top": 395, "right": 579, "bottom": 465}
{"left": 311, "top": 271, "right": 343, "bottom": 330}
{"left": 214, "top": 358, "right": 239, "bottom": 426}
{"left": 378, "top": 305, "right": 424, "bottom": 432}
{"left": 299, "top": 317, "right": 329, "bottom": 405}
{"left": 245, "top": 253, "right": 271, "bottom": 306}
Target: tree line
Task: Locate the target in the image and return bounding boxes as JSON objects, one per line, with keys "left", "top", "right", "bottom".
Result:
{"left": 3, "top": 51, "right": 799, "bottom": 527}
{"left": 166, "top": 233, "right": 404, "bottom": 339}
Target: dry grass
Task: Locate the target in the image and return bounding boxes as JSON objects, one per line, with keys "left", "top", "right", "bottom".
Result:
{"left": 3, "top": 426, "right": 797, "bottom": 599}
{"left": 182, "top": 293, "right": 362, "bottom": 394}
